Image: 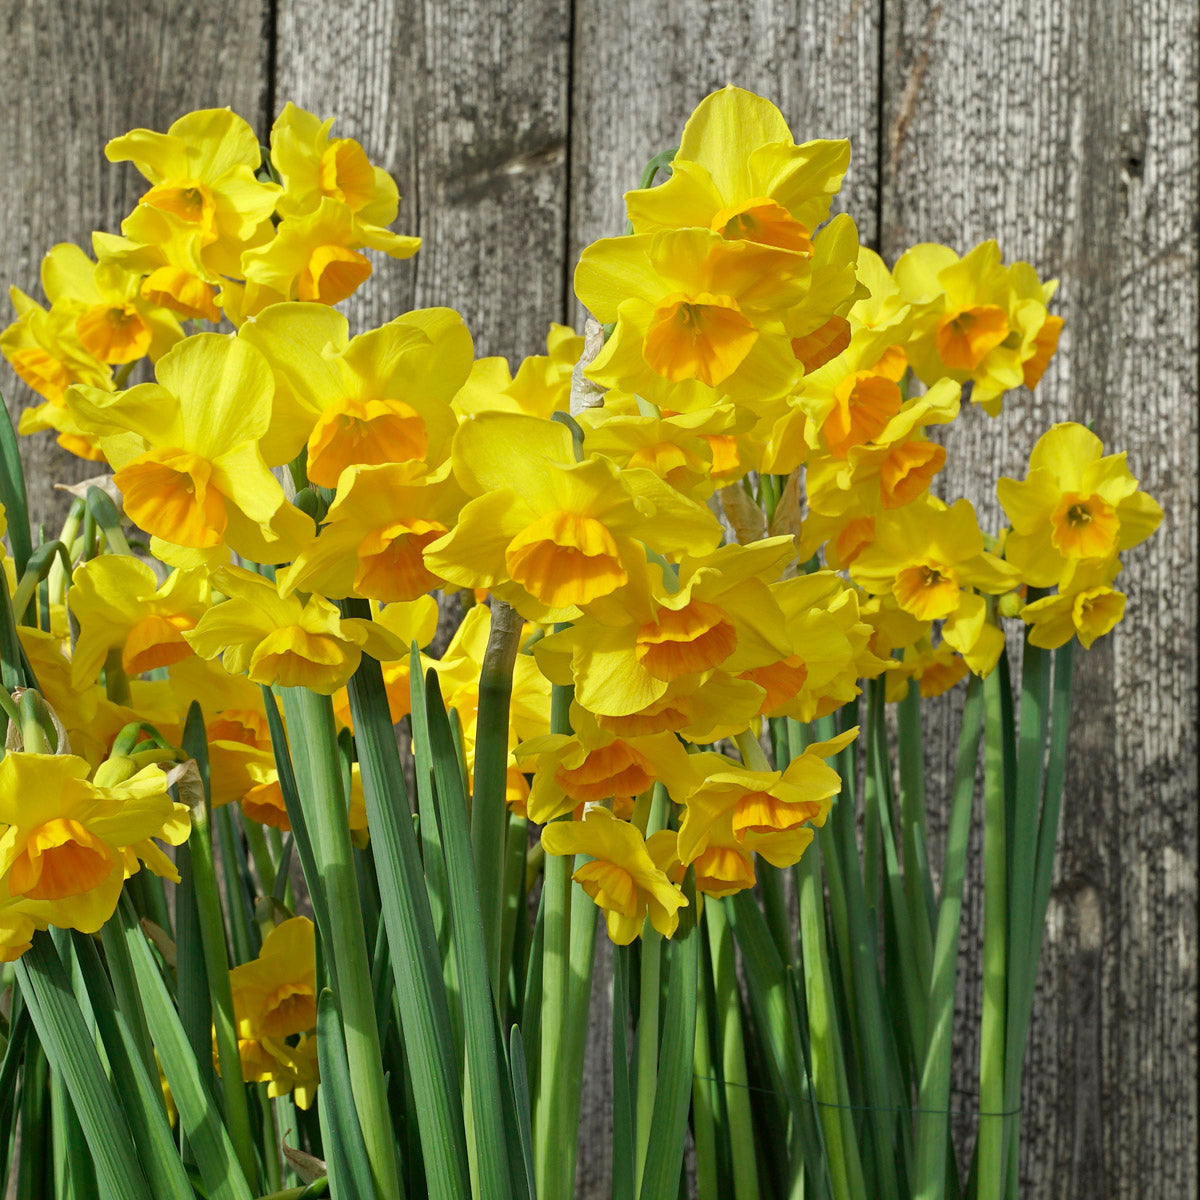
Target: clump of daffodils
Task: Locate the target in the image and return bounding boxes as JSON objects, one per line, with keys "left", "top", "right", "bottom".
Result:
{"left": 0, "top": 86, "right": 1161, "bottom": 1091}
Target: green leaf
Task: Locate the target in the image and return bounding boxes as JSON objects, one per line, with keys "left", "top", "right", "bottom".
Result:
{"left": 912, "top": 674, "right": 984, "bottom": 1200}
{"left": 71, "top": 930, "right": 193, "bottom": 1200}
{"left": 182, "top": 703, "right": 258, "bottom": 1190}
{"left": 115, "top": 897, "right": 255, "bottom": 1200}
{"left": 8, "top": 539, "right": 71, "bottom": 622}
{"left": 278, "top": 687, "right": 400, "bottom": 1200}
{"left": 15, "top": 933, "right": 155, "bottom": 1200}
{"left": 424, "top": 667, "right": 514, "bottom": 1200}
{"left": 471, "top": 600, "right": 523, "bottom": 1002}
{"left": 0, "top": 390, "right": 33, "bottom": 576}
{"left": 314, "top": 987, "right": 381, "bottom": 1200}
{"left": 638, "top": 873, "right": 699, "bottom": 1200}
{"left": 611, "top": 945, "right": 636, "bottom": 1200}
{"left": 340, "top": 631, "right": 471, "bottom": 1200}
{"left": 507, "top": 1026, "right": 538, "bottom": 1200}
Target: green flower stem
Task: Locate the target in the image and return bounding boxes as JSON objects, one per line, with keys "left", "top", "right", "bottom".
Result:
{"left": 704, "top": 900, "right": 760, "bottom": 1200}
{"left": 976, "top": 667, "right": 1012, "bottom": 1200}
{"left": 241, "top": 815, "right": 277, "bottom": 896}
{"left": 867, "top": 681, "right": 927, "bottom": 1064}
{"left": 498, "top": 811, "right": 528, "bottom": 1016}
{"left": 1002, "top": 639, "right": 1074, "bottom": 1199}
{"left": 897, "top": 681, "right": 937, "bottom": 955}
{"left": 633, "top": 782, "right": 670, "bottom": 1188}
{"left": 999, "top": 634, "right": 1050, "bottom": 1188}
{"left": 691, "top": 930, "right": 720, "bottom": 1200}
{"left": 534, "top": 845, "right": 572, "bottom": 1198}
{"left": 280, "top": 686, "right": 400, "bottom": 1200}
{"left": 559, "top": 875, "right": 598, "bottom": 1200}
{"left": 187, "top": 786, "right": 258, "bottom": 1191}
{"left": 534, "top": 679, "right": 576, "bottom": 1200}
{"left": 796, "top": 845, "right": 867, "bottom": 1200}
{"left": 472, "top": 599, "right": 523, "bottom": 1005}
{"left": 912, "top": 674, "right": 984, "bottom": 1200}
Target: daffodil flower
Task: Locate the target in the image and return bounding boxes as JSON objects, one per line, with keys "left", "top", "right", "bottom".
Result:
{"left": 65, "top": 333, "right": 312, "bottom": 565}
{"left": 540, "top": 806, "right": 687, "bottom": 944}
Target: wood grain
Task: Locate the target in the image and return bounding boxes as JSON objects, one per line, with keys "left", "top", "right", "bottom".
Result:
{"left": 274, "top": 0, "right": 572, "bottom": 358}
{"left": 0, "top": 0, "right": 271, "bottom": 532}
{"left": 880, "top": 1, "right": 1198, "bottom": 1193}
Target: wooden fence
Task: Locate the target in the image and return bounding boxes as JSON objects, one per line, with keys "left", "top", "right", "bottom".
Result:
{"left": 1, "top": 1, "right": 1195, "bottom": 1195}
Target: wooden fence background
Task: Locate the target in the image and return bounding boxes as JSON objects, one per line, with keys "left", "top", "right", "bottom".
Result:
{"left": 1, "top": 1, "right": 1195, "bottom": 1195}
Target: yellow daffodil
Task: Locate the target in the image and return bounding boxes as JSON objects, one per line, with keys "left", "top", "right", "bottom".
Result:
{"left": 238, "top": 301, "right": 470, "bottom": 481}
{"left": 850, "top": 497, "right": 1019, "bottom": 624}
{"left": 106, "top": 108, "right": 280, "bottom": 277}
{"left": 884, "top": 641, "right": 970, "bottom": 702}
{"left": 997, "top": 423, "right": 1162, "bottom": 587}
{"left": 540, "top": 806, "right": 687, "bottom": 944}
{"left": 892, "top": 240, "right": 1062, "bottom": 414}
{"left": 228, "top": 917, "right": 320, "bottom": 1108}
{"left": 1019, "top": 557, "right": 1126, "bottom": 649}
{"left": 94, "top": 205, "right": 222, "bottom": 323}
{"left": 534, "top": 539, "right": 794, "bottom": 721}
{"left": 739, "top": 573, "right": 885, "bottom": 722}
{"left": 668, "top": 730, "right": 855, "bottom": 885}
{"left": 239, "top": 197, "right": 419, "bottom": 316}
{"left": 184, "top": 565, "right": 403, "bottom": 694}
{"left": 0, "top": 754, "right": 188, "bottom": 934}
{"left": 425, "top": 412, "right": 721, "bottom": 621}
{"left": 625, "top": 86, "right": 848, "bottom": 260}
{"left": 576, "top": 228, "right": 808, "bottom": 411}
{"left": 278, "top": 462, "right": 466, "bottom": 602}
{"left": 65, "top": 333, "right": 312, "bottom": 565}
{"left": 515, "top": 704, "right": 692, "bottom": 824}
{"left": 40, "top": 243, "right": 182, "bottom": 365}
{"left": 68, "top": 556, "right": 210, "bottom": 689}
{"left": 271, "top": 103, "right": 400, "bottom": 227}
{"left": 231, "top": 917, "right": 317, "bottom": 1036}
{"left": 577, "top": 398, "right": 748, "bottom": 503}
{"left": 454, "top": 324, "right": 583, "bottom": 419}
{"left": 4, "top": 286, "right": 112, "bottom": 459}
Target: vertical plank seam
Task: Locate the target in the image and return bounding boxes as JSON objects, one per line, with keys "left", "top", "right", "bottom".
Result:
{"left": 561, "top": 0, "right": 579, "bottom": 325}
{"left": 263, "top": 0, "right": 279, "bottom": 138}
{"left": 873, "top": 0, "right": 887, "bottom": 254}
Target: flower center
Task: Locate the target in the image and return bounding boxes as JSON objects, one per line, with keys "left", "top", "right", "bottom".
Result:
{"left": 505, "top": 511, "right": 627, "bottom": 609}
{"left": 635, "top": 598, "right": 737, "bottom": 681}
{"left": 114, "top": 448, "right": 227, "bottom": 548}
{"left": 306, "top": 397, "right": 428, "bottom": 487}
{"left": 574, "top": 860, "right": 639, "bottom": 919}
{"left": 554, "top": 741, "right": 655, "bottom": 806}
{"left": 9, "top": 818, "right": 114, "bottom": 900}
{"left": 935, "top": 305, "right": 1010, "bottom": 371}
{"left": 1050, "top": 492, "right": 1119, "bottom": 558}
{"left": 643, "top": 293, "right": 758, "bottom": 387}
{"left": 892, "top": 562, "right": 961, "bottom": 621}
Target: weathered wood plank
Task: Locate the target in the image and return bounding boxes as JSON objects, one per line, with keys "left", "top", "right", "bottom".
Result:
{"left": 0, "top": 0, "right": 272, "bottom": 531}
{"left": 568, "top": 6, "right": 881, "bottom": 1192}
{"left": 880, "top": 2, "right": 1198, "bottom": 1195}
{"left": 274, "top": 0, "right": 572, "bottom": 360}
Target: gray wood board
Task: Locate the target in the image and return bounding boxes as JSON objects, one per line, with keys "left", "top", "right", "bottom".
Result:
{"left": 880, "top": 0, "right": 1198, "bottom": 1194}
